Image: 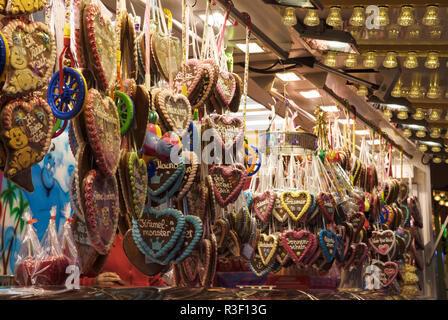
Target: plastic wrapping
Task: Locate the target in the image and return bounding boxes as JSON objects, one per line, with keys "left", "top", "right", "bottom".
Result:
{"left": 33, "top": 206, "right": 70, "bottom": 285}
{"left": 14, "top": 210, "right": 42, "bottom": 286}
{"left": 59, "top": 203, "right": 79, "bottom": 267}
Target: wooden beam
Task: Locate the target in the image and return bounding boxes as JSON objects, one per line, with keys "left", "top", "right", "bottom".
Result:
{"left": 319, "top": 0, "right": 448, "bottom": 8}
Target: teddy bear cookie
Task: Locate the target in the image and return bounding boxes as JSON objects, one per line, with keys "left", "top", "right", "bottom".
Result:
{"left": 0, "top": 96, "right": 54, "bottom": 180}
{"left": 1, "top": 19, "right": 56, "bottom": 95}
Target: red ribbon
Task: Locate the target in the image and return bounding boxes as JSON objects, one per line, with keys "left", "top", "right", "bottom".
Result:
{"left": 27, "top": 219, "right": 37, "bottom": 225}
{"left": 217, "top": 1, "right": 233, "bottom": 54}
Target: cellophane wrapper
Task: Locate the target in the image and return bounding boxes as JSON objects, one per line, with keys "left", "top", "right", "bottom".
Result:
{"left": 58, "top": 204, "right": 79, "bottom": 267}
{"left": 14, "top": 210, "right": 42, "bottom": 286}
{"left": 33, "top": 206, "right": 70, "bottom": 285}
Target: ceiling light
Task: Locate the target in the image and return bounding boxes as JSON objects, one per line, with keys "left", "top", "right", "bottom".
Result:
{"left": 412, "top": 108, "right": 425, "bottom": 121}
{"left": 429, "top": 109, "right": 440, "bottom": 121}
{"left": 345, "top": 54, "right": 357, "bottom": 68}
{"left": 383, "top": 109, "right": 393, "bottom": 119}
{"left": 435, "top": 195, "right": 441, "bottom": 201}
{"left": 357, "top": 85, "right": 368, "bottom": 96}
{"left": 382, "top": 104, "right": 407, "bottom": 111}
{"left": 282, "top": 7, "right": 297, "bottom": 26}
{"left": 407, "top": 24, "right": 421, "bottom": 39}
{"left": 383, "top": 51, "right": 398, "bottom": 68}
{"left": 378, "top": 6, "right": 390, "bottom": 27}
{"left": 320, "top": 105, "right": 339, "bottom": 112}
{"left": 304, "top": 9, "right": 320, "bottom": 27}
{"left": 324, "top": 51, "right": 337, "bottom": 67}
{"left": 363, "top": 51, "right": 377, "bottom": 68}
{"left": 388, "top": 24, "right": 401, "bottom": 39}
{"left": 408, "top": 75, "right": 424, "bottom": 99}
{"left": 403, "top": 128, "right": 412, "bottom": 137}
{"left": 355, "top": 130, "right": 370, "bottom": 135}
{"left": 299, "top": 90, "right": 321, "bottom": 98}
{"left": 439, "top": 200, "right": 445, "bottom": 205}
{"left": 235, "top": 43, "right": 264, "bottom": 53}
{"left": 444, "top": 201, "right": 448, "bottom": 207}
{"left": 405, "top": 124, "right": 426, "bottom": 131}
{"left": 391, "top": 78, "right": 402, "bottom": 98}
{"left": 349, "top": 6, "right": 365, "bottom": 27}
{"left": 199, "top": 12, "right": 233, "bottom": 27}
{"left": 404, "top": 51, "right": 418, "bottom": 69}
{"left": 425, "top": 52, "right": 439, "bottom": 69}
{"left": 430, "top": 128, "right": 441, "bottom": 139}
{"left": 429, "top": 25, "right": 442, "bottom": 39}
{"left": 432, "top": 146, "right": 442, "bottom": 153}
{"left": 398, "top": 5, "right": 415, "bottom": 27}
{"left": 416, "top": 130, "right": 426, "bottom": 138}
{"left": 422, "top": 141, "right": 442, "bottom": 147}
{"left": 419, "top": 144, "right": 428, "bottom": 152}
{"left": 434, "top": 157, "right": 442, "bottom": 164}
{"left": 276, "top": 72, "right": 301, "bottom": 81}
{"left": 326, "top": 6, "right": 343, "bottom": 29}
{"left": 397, "top": 111, "right": 408, "bottom": 120}
{"left": 423, "top": 5, "right": 440, "bottom": 26}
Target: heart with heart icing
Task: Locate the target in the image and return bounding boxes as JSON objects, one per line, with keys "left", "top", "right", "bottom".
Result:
{"left": 372, "top": 260, "right": 399, "bottom": 287}
{"left": 157, "top": 89, "right": 192, "bottom": 136}
{"left": 257, "top": 233, "right": 279, "bottom": 266}
{"left": 319, "top": 229, "right": 338, "bottom": 262}
{"left": 2, "top": 20, "right": 56, "bottom": 95}
{"left": 126, "top": 152, "right": 148, "bottom": 219}
{"left": 208, "top": 164, "right": 247, "bottom": 207}
{"left": 282, "top": 230, "right": 316, "bottom": 264}
{"left": 369, "top": 230, "right": 396, "bottom": 255}
{"left": 151, "top": 31, "right": 182, "bottom": 82}
{"left": 132, "top": 207, "right": 185, "bottom": 260}
{"left": 317, "top": 192, "right": 336, "bottom": 222}
{"left": 83, "top": 89, "right": 121, "bottom": 176}
{"left": 83, "top": 169, "right": 120, "bottom": 255}
{"left": 216, "top": 72, "right": 236, "bottom": 107}
{"left": 252, "top": 190, "right": 275, "bottom": 223}
{"left": 1, "top": 97, "right": 54, "bottom": 182}
{"left": 211, "top": 114, "right": 244, "bottom": 152}
{"left": 84, "top": 3, "right": 117, "bottom": 91}
{"left": 280, "top": 191, "right": 311, "bottom": 222}
{"left": 348, "top": 211, "right": 366, "bottom": 238}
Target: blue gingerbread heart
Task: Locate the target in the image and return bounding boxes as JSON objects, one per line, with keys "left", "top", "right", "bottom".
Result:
{"left": 319, "top": 229, "right": 338, "bottom": 262}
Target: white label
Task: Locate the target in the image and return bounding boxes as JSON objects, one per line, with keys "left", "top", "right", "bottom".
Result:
{"left": 65, "top": 265, "right": 80, "bottom": 290}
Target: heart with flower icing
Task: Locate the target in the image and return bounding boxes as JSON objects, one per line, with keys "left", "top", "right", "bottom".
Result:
{"left": 209, "top": 164, "right": 247, "bottom": 207}
{"left": 252, "top": 190, "right": 275, "bottom": 223}
{"left": 83, "top": 169, "right": 119, "bottom": 255}
{"left": 83, "top": 89, "right": 121, "bottom": 177}
{"left": 280, "top": 191, "right": 311, "bottom": 222}
{"left": 2, "top": 20, "right": 56, "bottom": 95}
{"left": 257, "top": 233, "right": 278, "bottom": 266}
{"left": 84, "top": 3, "right": 117, "bottom": 91}
{"left": 282, "top": 230, "right": 316, "bottom": 264}
{"left": 369, "top": 230, "right": 395, "bottom": 255}
{"left": 372, "top": 260, "right": 399, "bottom": 287}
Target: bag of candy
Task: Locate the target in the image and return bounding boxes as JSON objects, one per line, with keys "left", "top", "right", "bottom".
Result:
{"left": 33, "top": 206, "right": 70, "bottom": 285}
{"left": 14, "top": 210, "right": 42, "bottom": 286}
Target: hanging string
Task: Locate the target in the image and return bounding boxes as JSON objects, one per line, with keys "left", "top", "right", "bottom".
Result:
{"left": 241, "top": 12, "right": 251, "bottom": 140}
{"left": 144, "top": 0, "right": 151, "bottom": 89}
{"left": 201, "top": 0, "right": 211, "bottom": 60}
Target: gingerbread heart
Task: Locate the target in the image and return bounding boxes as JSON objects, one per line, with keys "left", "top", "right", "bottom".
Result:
{"left": 369, "top": 230, "right": 395, "bottom": 255}
{"left": 257, "top": 233, "right": 278, "bottom": 266}
{"left": 345, "top": 242, "right": 368, "bottom": 269}
{"left": 276, "top": 238, "right": 291, "bottom": 266}
{"left": 248, "top": 252, "right": 276, "bottom": 277}
{"left": 372, "top": 260, "right": 399, "bottom": 287}
{"left": 147, "top": 156, "right": 185, "bottom": 201}
{"left": 319, "top": 229, "right": 338, "bottom": 262}
{"left": 151, "top": 31, "right": 182, "bottom": 82}
{"left": 132, "top": 207, "right": 185, "bottom": 260}
{"left": 173, "top": 151, "right": 199, "bottom": 202}
{"left": 83, "top": 169, "right": 120, "bottom": 255}
{"left": 157, "top": 89, "right": 192, "bottom": 136}
{"left": 173, "top": 215, "right": 203, "bottom": 264}
{"left": 252, "top": 190, "right": 275, "bottom": 223}
{"left": 272, "top": 192, "right": 289, "bottom": 223}
{"left": 189, "top": 62, "right": 216, "bottom": 110}
{"left": 126, "top": 152, "right": 148, "bottom": 219}
{"left": 2, "top": 20, "right": 56, "bottom": 95}
{"left": 348, "top": 211, "right": 366, "bottom": 238}
{"left": 282, "top": 230, "right": 316, "bottom": 264}
{"left": 317, "top": 192, "right": 336, "bottom": 223}
{"left": 72, "top": 213, "right": 100, "bottom": 274}
{"left": 209, "top": 164, "right": 247, "bottom": 207}
{"left": 211, "top": 114, "right": 244, "bottom": 152}
{"left": 280, "top": 191, "right": 312, "bottom": 222}
{"left": 174, "top": 59, "right": 203, "bottom": 98}
{"left": 84, "top": 3, "right": 117, "bottom": 91}
{"left": 186, "top": 182, "right": 208, "bottom": 221}
{"left": 83, "top": 89, "right": 121, "bottom": 176}
{"left": 216, "top": 72, "right": 236, "bottom": 107}
{"left": 212, "top": 219, "right": 229, "bottom": 249}
{"left": 1, "top": 97, "right": 54, "bottom": 180}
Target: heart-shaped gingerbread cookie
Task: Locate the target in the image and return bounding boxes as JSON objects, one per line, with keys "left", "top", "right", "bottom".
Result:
{"left": 157, "top": 89, "right": 192, "bottom": 136}
{"left": 126, "top": 152, "right": 148, "bottom": 219}
{"left": 372, "top": 260, "right": 399, "bottom": 287}
{"left": 252, "top": 190, "right": 275, "bottom": 223}
{"left": 84, "top": 3, "right": 117, "bottom": 92}
{"left": 319, "top": 229, "right": 338, "bottom": 262}
{"left": 208, "top": 164, "right": 247, "bottom": 207}
{"left": 280, "top": 191, "right": 312, "bottom": 222}
{"left": 216, "top": 72, "right": 236, "bottom": 107}
{"left": 83, "top": 89, "right": 121, "bottom": 176}
{"left": 1, "top": 97, "right": 54, "bottom": 182}
{"left": 211, "top": 114, "right": 244, "bottom": 153}
{"left": 282, "top": 230, "right": 316, "bottom": 264}
{"left": 257, "top": 233, "right": 279, "bottom": 266}
{"left": 151, "top": 30, "right": 182, "bottom": 82}
{"left": 2, "top": 20, "right": 56, "bottom": 95}
{"left": 369, "top": 230, "right": 395, "bottom": 255}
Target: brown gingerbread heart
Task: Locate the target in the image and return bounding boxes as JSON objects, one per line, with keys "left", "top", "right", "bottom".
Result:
{"left": 157, "top": 89, "right": 192, "bottom": 136}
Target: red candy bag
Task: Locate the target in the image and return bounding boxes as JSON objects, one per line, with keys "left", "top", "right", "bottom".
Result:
{"left": 14, "top": 210, "right": 42, "bottom": 286}
{"left": 33, "top": 206, "right": 70, "bottom": 285}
